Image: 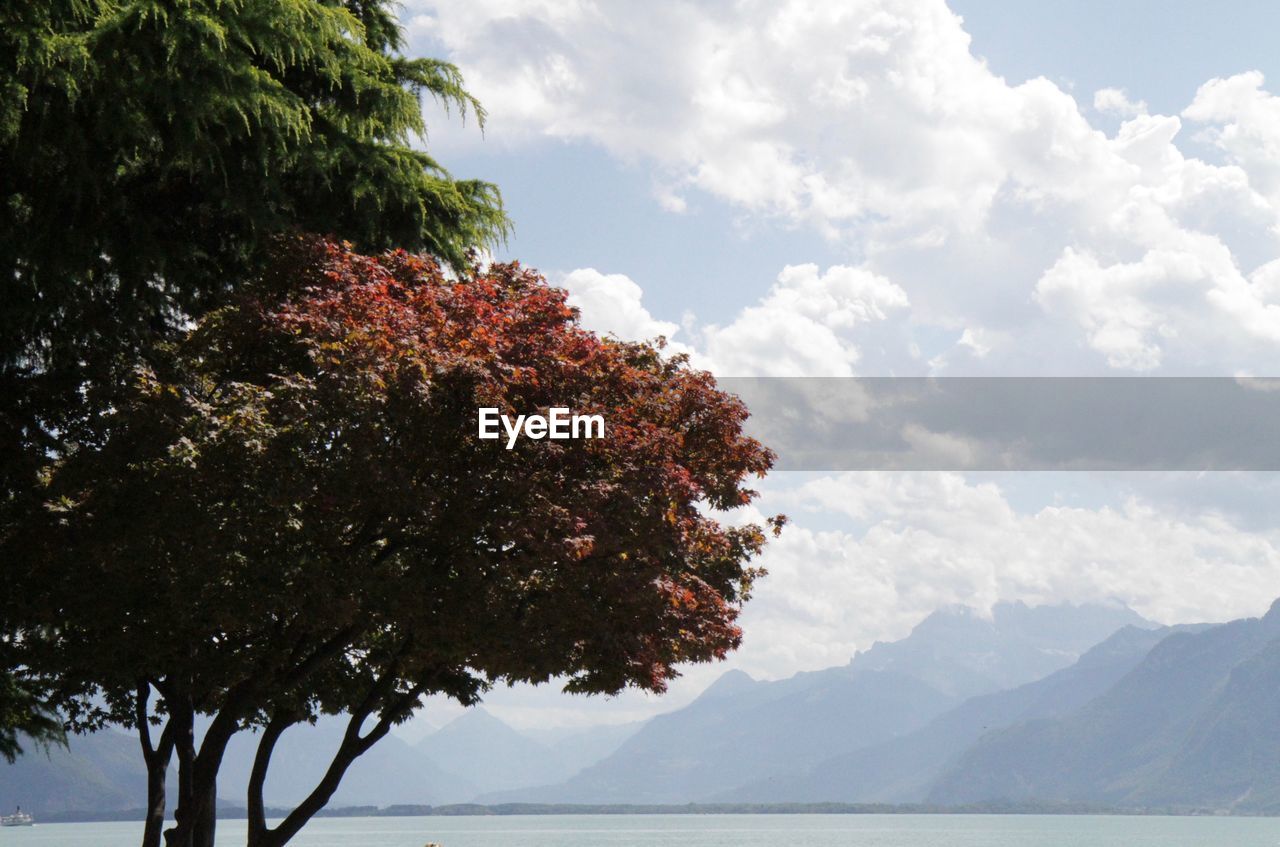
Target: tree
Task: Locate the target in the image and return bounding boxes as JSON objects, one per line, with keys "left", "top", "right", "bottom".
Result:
{"left": 10, "top": 237, "right": 781, "bottom": 847}
{"left": 0, "top": 0, "right": 508, "bottom": 582}
{"left": 1, "top": 0, "right": 507, "bottom": 770}
{"left": 0, "top": 673, "right": 64, "bottom": 763}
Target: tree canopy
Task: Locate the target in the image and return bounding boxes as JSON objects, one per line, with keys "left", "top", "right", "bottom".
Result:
{"left": 0, "top": 673, "right": 64, "bottom": 764}
{"left": 0, "top": 0, "right": 507, "bottom": 534}
{"left": 1, "top": 0, "right": 507, "bottom": 786}
{"left": 10, "top": 237, "right": 780, "bottom": 847}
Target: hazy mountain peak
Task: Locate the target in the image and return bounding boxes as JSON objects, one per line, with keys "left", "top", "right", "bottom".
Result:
{"left": 927, "top": 598, "right": 1280, "bottom": 811}
{"left": 432, "top": 706, "right": 509, "bottom": 736}
{"left": 700, "top": 668, "right": 757, "bottom": 699}
{"left": 1261, "top": 596, "right": 1280, "bottom": 627}
{"left": 850, "top": 600, "right": 1152, "bottom": 699}
{"left": 417, "top": 706, "right": 571, "bottom": 795}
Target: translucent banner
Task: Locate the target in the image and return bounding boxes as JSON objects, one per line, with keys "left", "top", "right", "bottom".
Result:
{"left": 720, "top": 378, "right": 1280, "bottom": 471}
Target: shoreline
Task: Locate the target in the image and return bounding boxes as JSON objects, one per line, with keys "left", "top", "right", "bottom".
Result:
{"left": 30, "top": 801, "right": 1274, "bottom": 824}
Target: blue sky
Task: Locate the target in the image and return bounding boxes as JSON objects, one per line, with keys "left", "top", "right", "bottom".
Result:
{"left": 955, "top": 0, "right": 1280, "bottom": 116}
{"left": 396, "top": 0, "right": 1280, "bottom": 731}
{"left": 416, "top": 0, "right": 1280, "bottom": 336}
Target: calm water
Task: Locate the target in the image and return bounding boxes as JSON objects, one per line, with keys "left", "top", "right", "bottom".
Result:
{"left": 5, "top": 814, "right": 1280, "bottom": 846}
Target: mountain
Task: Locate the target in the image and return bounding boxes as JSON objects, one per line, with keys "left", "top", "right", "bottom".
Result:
{"left": 217, "top": 715, "right": 477, "bottom": 807}
{"left": 481, "top": 667, "right": 954, "bottom": 804}
{"left": 481, "top": 600, "right": 1149, "bottom": 804}
{"left": 0, "top": 709, "right": 635, "bottom": 814}
{"left": 0, "top": 729, "right": 149, "bottom": 815}
{"left": 849, "top": 601, "right": 1153, "bottom": 700}
{"left": 2, "top": 712, "right": 505, "bottom": 815}
{"left": 723, "top": 623, "right": 1193, "bottom": 802}
{"left": 416, "top": 708, "right": 575, "bottom": 794}
{"left": 0, "top": 600, "right": 1152, "bottom": 813}
{"left": 929, "top": 600, "right": 1280, "bottom": 811}
{"left": 522, "top": 720, "right": 645, "bottom": 779}
{"left": 1141, "top": 629, "right": 1280, "bottom": 810}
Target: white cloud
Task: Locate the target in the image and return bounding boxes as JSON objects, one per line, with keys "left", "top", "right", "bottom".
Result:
{"left": 399, "top": 4, "right": 1280, "bottom": 727}
{"left": 559, "top": 268, "right": 684, "bottom": 348}
{"left": 1184, "top": 71, "right": 1280, "bottom": 202}
{"left": 957, "top": 327, "right": 993, "bottom": 358}
{"left": 1094, "top": 87, "right": 1148, "bottom": 117}
{"left": 1034, "top": 247, "right": 1182, "bottom": 371}
{"left": 727, "top": 472, "right": 1280, "bottom": 679}
{"left": 408, "top": 0, "right": 1025, "bottom": 240}
{"left": 411, "top": 0, "right": 1280, "bottom": 374}
{"left": 409, "top": 0, "right": 1224, "bottom": 252}
{"left": 560, "top": 262, "right": 912, "bottom": 377}
{"left": 699, "top": 263, "right": 910, "bottom": 375}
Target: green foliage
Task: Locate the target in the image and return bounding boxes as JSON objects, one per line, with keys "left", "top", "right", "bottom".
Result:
{"left": 0, "top": 673, "right": 65, "bottom": 764}
{"left": 0, "top": 0, "right": 507, "bottom": 510}
{"left": 1, "top": 1, "right": 506, "bottom": 781}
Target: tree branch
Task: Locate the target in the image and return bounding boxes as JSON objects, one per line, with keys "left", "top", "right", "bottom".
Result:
{"left": 136, "top": 681, "right": 155, "bottom": 762}
{"left": 258, "top": 670, "right": 428, "bottom": 847}
{"left": 167, "top": 623, "right": 365, "bottom": 845}
{"left": 137, "top": 680, "right": 176, "bottom": 847}
{"left": 247, "top": 710, "right": 298, "bottom": 844}
{"left": 278, "top": 624, "right": 361, "bottom": 690}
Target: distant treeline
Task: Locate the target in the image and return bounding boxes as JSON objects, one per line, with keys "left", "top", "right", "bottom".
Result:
{"left": 37, "top": 801, "right": 1268, "bottom": 823}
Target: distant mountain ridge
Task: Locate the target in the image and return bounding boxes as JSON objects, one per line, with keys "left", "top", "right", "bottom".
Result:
{"left": 929, "top": 600, "right": 1280, "bottom": 812}
{"left": 2, "top": 599, "right": 1186, "bottom": 815}
{"left": 0, "top": 704, "right": 641, "bottom": 815}
{"left": 848, "top": 600, "right": 1153, "bottom": 699}
{"left": 481, "top": 668, "right": 955, "bottom": 804}
{"left": 217, "top": 716, "right": 478, "bottom": 807}
{"left": 482, "top": 600, "right": 1149, "bottom": 804}
{"left": 0, "top": 729, "right": 146, "bottom": 814}
{"left": 722, "top": 623, "right": 1201, "bottom": 803}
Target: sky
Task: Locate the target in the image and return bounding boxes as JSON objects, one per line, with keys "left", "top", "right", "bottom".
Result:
{"left": 391, "top": 0, "right": 1280, "bottom": 734}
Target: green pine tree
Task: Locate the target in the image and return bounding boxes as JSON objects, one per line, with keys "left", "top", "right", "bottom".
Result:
{"left": 0, "top": 0, "right": 508, "bottom": 455}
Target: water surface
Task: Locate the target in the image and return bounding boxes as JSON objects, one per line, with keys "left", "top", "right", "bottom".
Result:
{"left": 5, "top": 814, "right": 1280, "bottom": 846}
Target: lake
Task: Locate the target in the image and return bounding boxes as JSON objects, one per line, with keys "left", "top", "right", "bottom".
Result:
{"left": 4, "top": 814, "right": 1280, "bottom": 846}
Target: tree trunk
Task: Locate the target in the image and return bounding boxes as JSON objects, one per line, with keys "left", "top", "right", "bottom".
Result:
{"left": 141, "top": 734, "right": 175, "bottom": 847}
{"left": 171, "top": 717, "right": 238, "bottom": 847}
{"left": 142, "top": 758, "right": 168, "bottom": 847}
{"left": 163, "top": 691, "right": 197, "bottom": 847}
{"left": 247, "top": 714, "right": 294, "bottom": 847}
{"left": 163, "top": 742, "right": 221, "bottom": 847}
{"left": 255, "top": 711, "right": 381, "bottom": 847}
{"left": 137, "top": 683, "right": 174, "bottom": 847}
{"left": 150, "top": 631, "right": 369, "bottom": 847}
{"left": 192, "top": 782, "right": 216, "bottom": 847}
{"left": 165, "top": 688, "right": 248, "bottom": 847}
{"left": 256, "top": 681, "right": 424, "bottom": 847}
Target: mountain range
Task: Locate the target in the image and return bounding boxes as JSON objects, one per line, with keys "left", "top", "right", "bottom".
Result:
{"left": 414, "top": 707, "right": 641, "bottom": 794}
{"left": 722, "top": 622, "right": 1200, "bottom": 802}
{"left": 16, "top": 598, "right": 1280, "bottom": 815}
{"left": 480, "top": 600, "right": 1149, "bottom": 803}
{"left": 929, "top": 599, "right": 1280, "bottom": 812}
{"left": 0, "top": 728, "right": 144, "bottom": 814}
{"left": 0, "top": 706, "right": 638, "bottom": 814}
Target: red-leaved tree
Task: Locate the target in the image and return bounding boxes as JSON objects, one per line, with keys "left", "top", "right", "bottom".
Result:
{"left": 10, "top": 236, "right": 781, "bottom": 847}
